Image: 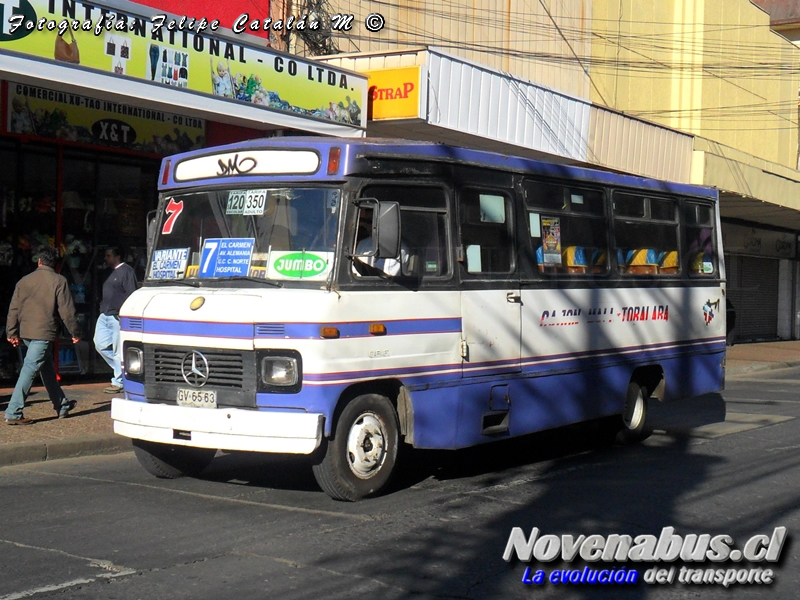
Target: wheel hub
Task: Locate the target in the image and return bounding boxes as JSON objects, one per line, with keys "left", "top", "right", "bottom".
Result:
{"left": 346, "top": 413, "right": 386, "bottom": 478}
{"left": 624, "top": 390, "right": 645, "bottom": 430}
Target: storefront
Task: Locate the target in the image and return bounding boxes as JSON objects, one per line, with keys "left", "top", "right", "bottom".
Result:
{"left": 723, "top": 222, "right": 798, "bottom": 343}
{"left": 0, "top": 0, "right": 367, "bottom": 380}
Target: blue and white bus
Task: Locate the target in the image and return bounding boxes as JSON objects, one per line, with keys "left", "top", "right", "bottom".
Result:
{"left": 111, "top": 138, "right": 726, "bottom": 501}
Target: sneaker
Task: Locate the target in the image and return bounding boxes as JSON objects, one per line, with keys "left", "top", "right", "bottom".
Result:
{"left": 104, "top": 385, "right": 123, "bottom": 394}
{"left": 5, "top": 417, "right": 34, "bottom": 426}
{"left": 58, "top": 400, "right": 78, "bottom": 419}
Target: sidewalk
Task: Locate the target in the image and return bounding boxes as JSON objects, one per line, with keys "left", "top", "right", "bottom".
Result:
{"left": 2, "top": 341, "right": 800, "bottom": 468}
{"left": 725, "top": 340, "right": 800, "bottom": 375}
{"left": 0, "top": 381, "right": 130, "bottom": 467}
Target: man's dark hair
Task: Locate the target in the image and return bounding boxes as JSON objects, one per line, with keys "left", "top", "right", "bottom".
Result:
{"left": 37, "top": 246, "right": 58, "bottom": 268}
{"left": 105, "top": 246, "right": 122, "bottom": 259}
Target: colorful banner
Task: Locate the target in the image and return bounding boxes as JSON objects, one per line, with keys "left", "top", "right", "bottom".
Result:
{"left": 6, "top": 80, "right": 205, "bottom": 154}
{"left": 366, "top": 67, "right": 421, "bottom": 120}
{"left": 0, "top": 0, "right": 367, "bottom": 129}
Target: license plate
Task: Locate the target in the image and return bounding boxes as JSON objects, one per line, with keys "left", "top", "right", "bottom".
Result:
{"left": 177, "top": 388, "right": 217, "bottom": 408}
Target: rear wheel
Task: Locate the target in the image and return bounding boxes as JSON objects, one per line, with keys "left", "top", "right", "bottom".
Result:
{"left": 312, "top": 394, "right": 399, "bottom": 501}
{"left": 615, "top": 382, "right": 650, "bottom": 444}
{"left": 132, "top": 439, "right": 216, "bottom": 479}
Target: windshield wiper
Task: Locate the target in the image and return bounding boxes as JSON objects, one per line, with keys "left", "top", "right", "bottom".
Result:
{"left": 154, "top": 278, "right": 201, "bottom": 287}
{"left": 225, "top": 276, "right": 283, "bottom": 287}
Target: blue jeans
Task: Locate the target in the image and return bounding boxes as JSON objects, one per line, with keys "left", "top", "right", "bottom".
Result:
{"left": 6, "top": 340, "right": 69, "bottom": 420}
{"left": 94, "top": 314, "right": 122, "bottom": 388}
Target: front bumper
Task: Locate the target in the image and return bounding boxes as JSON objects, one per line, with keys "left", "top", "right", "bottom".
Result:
{"left": 111, "top": 398, "right": 323, "bottom": 454}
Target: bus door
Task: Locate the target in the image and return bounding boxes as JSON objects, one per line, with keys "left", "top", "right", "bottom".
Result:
{"left": 458, "top": 189, "right": 522, "bottom": 380}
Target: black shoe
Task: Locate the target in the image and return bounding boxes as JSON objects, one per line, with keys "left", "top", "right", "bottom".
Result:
{"left": 58, "top": 400, "right": 77, "bottom": 419}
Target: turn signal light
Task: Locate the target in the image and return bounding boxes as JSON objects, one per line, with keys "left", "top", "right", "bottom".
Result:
{"left": 369, "top": 323, "right": 387, "bottom": 335}
{"left": 327, "top": 147, "right": 341, "bottom": 175}
{"left": 320, "top": 326, "right": 340, "bottom": 339}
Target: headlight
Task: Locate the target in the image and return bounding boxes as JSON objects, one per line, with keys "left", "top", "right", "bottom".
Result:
{"left": 260, "top": 357, "right": 298, "bottom": 386}
{"left": 125, "top": 346, "right": 144, "bottom": 375}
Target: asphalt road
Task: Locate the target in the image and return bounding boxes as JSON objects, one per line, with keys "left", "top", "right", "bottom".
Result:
{"left": 0, "top": 366, "right": 798, "bottom": 600}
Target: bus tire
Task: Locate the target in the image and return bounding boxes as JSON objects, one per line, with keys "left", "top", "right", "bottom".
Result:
{"left": 132, "top": 439, "right": 216, "bottom": 479}
{"left": 616, "top": 382, "right": 649, "bottom": 444}
{"left": 312, "top": 394, "right": 399, "bottom": 501}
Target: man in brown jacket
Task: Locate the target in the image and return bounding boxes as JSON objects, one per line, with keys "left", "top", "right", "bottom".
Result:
{"left": 5, "top": 246, "right": 81, "bottom": 424}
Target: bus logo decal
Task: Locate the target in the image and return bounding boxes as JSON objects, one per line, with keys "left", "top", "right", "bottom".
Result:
{"left": 703, "top": 299, "right": 720, "bottom": 326}
{"left": 216, "top": 154, "right": 257, "bottom": 176}
{"left": 181, "top": 351, "right": 210, "bottom": 387}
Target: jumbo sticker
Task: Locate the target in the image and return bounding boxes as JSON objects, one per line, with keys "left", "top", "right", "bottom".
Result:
{"left": 268, "top": 251, "right": 333, "bottom": 280}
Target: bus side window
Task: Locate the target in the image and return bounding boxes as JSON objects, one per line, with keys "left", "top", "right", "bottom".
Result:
{"left": 524, "top": 181, "right": 607, "bottom": 276}
{"left": 357, "top": 184, "right": 450, "bottom": 280}
{"left": 613, "top": 193, "right": 678, "bottom": 276}
{"left": 685, "top": 201, "right": 716, "bottom": 275}
{"left": 459, "top": 190, "right": 513, "bottom": 275}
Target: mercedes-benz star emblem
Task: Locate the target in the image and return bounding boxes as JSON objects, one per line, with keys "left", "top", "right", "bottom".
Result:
{"left": 181, "top": 351, "right": 210, "bottom": 387}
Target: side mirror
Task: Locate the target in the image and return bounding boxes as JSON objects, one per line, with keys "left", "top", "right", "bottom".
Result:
{"left": 146, "top": 209, "right": 157, "bottom": 261}
{"left": 351, "top": 199, "right": 401, "bottom": 260}
{"left": 376, "top": 201, "right": 400, "bottom": 259}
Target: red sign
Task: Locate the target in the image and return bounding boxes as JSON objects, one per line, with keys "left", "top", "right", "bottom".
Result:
{"left": 132, "top": 0, "right": 271, "bottom": 39}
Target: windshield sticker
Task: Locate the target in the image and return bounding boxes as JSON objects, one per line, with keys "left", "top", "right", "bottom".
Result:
{"left": 541, "top": 217, "right": 562, "bottom": 265}
{"left": 243, "top": 189, "right": 268, "bottom": 216}
{"left": 161, "top": 198, "right": 184, "bottom": 234}
{"left": 151, "top": 247, "right": 190, "bottom": 279}
{"left": 268, "top": 251, "right": 333, "bottom": 280}
{"left": 198, "top": 238, "right": 255, "bottom": 278}
{"left": 328, "top": 193, "right": 340, "bottom": 213}
{"left": 226, "top": 190, "right": 247, "bottom": 215}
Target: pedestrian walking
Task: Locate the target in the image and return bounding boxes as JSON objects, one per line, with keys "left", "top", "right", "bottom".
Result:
{"left": 94, "top": 246, "right": 137, "bottom": 394}
{"left": 5, "top": 246, "right": 80, "bottom": 424}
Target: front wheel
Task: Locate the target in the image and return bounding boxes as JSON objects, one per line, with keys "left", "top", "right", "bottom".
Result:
{"left": 312, "top": 394, "right": 400, "bottom": 501}
{"left": 132, "top": 439, "right": 216, "bottom": 479}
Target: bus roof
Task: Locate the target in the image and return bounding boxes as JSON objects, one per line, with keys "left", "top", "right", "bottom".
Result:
{"left": 160, "top": 136, "right": 718, "bottom": 200}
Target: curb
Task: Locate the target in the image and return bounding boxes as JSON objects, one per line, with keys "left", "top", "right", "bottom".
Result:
{"left": 726, "top": 360, "right": 800, "bottom": 377}
{"left": 0, "top": 434, "right": 132, "bottom": 468}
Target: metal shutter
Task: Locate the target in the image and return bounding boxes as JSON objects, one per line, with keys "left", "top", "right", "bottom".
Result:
{"left": 725, "top": 254, "right": 779, "bottom": 342}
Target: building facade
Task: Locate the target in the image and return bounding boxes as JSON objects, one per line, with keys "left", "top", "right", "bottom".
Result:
{"left": 310, "top": 0, "right": 800, "bottom": 343}
{"left": 0, "top": 0, "right": 367, "bottom": 379}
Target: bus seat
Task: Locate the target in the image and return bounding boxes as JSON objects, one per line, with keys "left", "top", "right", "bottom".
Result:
{"left": 690, "top": 252, "right": 712, "bottom": 274}
{"left": 659, "top": 250, "right": 679, "bottom": 274}
{"left": 536, "top": 245, "right": 562, "bottom": 273}
{"left": 562, "top": 245, "right": 587, "bottom": 273}
{"left": 616, "top": 248, "right": 630, "bottom": 266}
{"left": 626, "top": 248, "right": 659, "bottom": 275}
{"left": 590, "top": 248, "right": 607, "bottom": 273}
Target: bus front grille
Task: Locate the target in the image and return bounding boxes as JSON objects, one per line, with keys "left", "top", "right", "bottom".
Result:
{"left": 149, "top": 347, "right": 245, "bottom": 389}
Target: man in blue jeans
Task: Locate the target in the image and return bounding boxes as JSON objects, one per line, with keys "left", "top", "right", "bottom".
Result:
{"left": 5, "top": 246, "right": 81, "bottom": 425}
{"left": 94, "top": 246, "right": 137, "bottom": 394}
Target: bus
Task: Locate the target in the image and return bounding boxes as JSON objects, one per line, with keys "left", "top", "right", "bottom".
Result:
{"left": 111, "top": 137, "right": 726, "bottom": 501}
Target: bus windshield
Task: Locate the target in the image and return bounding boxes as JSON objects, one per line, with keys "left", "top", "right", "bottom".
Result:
{"left": 148, "top": 186, "right": 341, "bottom": 283}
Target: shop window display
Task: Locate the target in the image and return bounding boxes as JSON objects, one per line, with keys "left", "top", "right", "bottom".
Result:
{"left": 0, "top": 143, "right": 159, "bottom": 381}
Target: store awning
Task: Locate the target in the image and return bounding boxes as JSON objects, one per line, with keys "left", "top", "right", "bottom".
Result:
{"left": 320, "top": 47, "right": 694, "bottom": 183}
{"left": 694, "top": 138, "right": 800, "bottom": 230}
